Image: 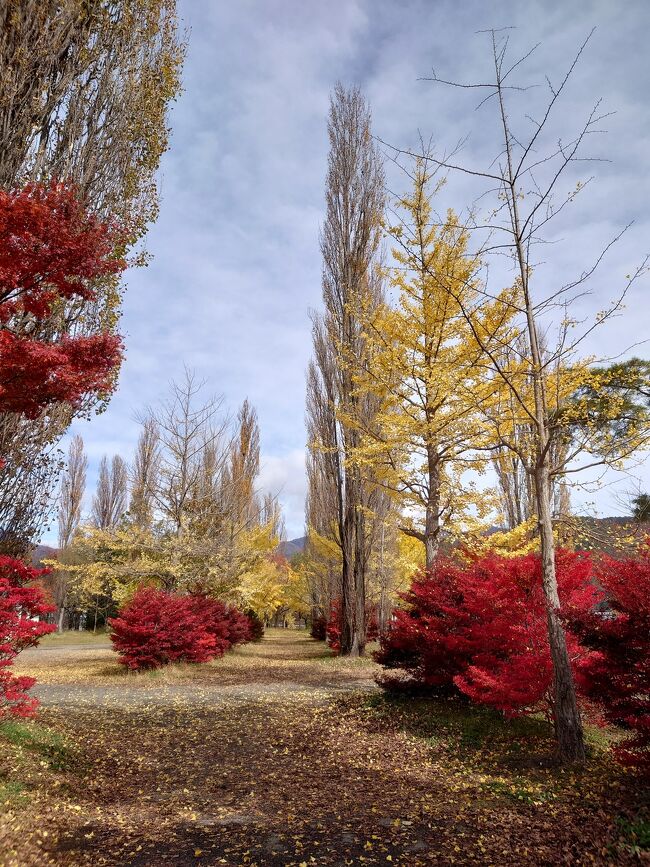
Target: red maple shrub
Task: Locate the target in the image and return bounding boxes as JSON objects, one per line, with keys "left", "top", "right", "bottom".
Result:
{"left": 0, "top": 556, "right": 56, "bottom": 718}
{"left": 375, "top": 559, "right": 468, "bottom": 692}
{"left": 0, "top": 182, "right": 126, "bottom": 419}
{"left": 310, "top": 614, "right": 327, "bottom": 641}
{"left": 326, "top": 599, "right": 380, "bottom": 654}
{"left": 223, "top": 606, "right": 253, "bottom": 646}
{"left": 185, "top": 595, "right": 232, "bottom": 657}
{"left": 109, "top": 588, "right": 213, "bottom": 670}
{"left": 245, "top": 609, "right": 265, "bottom": 642}
{"left": 109, "top": 588, "right": 252, "bottom": 671}
{"left": 377, "top": 551, "right": 601, "bottom": 718}
{"left": 572, "top": 544, "right": 650, "bottom": 773}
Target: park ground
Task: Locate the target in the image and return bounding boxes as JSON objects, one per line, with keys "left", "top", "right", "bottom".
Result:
{"left": 0, "top": 629, "right": 647, "bottom": 866}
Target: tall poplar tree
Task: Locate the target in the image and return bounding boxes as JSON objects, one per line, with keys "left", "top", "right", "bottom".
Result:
{"left": 308, "top": 84, "right": 385, "bottom": 656}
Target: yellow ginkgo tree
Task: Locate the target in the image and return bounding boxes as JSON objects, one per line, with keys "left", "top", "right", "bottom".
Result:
{"left": 349, "top": 161, "right": 517, "bottom": 568}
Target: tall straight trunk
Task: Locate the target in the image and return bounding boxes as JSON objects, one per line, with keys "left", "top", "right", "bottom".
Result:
{"left": 496, "top": 71, "right": 585, "bottom": 760}
{"left": 423, "top": 446, "right": 441, "bottom": 570}
{"left": 339, "top": 505, "right": 357, "bottom": 655}
{"left": 352, "top": 499, "right": 367, "bottom": 655}
{"left": 534, "top": 461, "right": 585, "bottom": 761}
{"left": 340, "top": 471, "right": 366, "bottom": 657}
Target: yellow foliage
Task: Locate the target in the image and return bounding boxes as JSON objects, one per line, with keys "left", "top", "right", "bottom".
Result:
{"left": 461, "top": 518, "right": 540, "bottom": 559}
{"left": 348, "top": 161, "right": 517, "bottom": 550}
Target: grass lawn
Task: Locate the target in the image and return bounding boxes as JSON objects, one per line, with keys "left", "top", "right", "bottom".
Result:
{"left": 37, "top": 629, "right": 110, "bottom": 646}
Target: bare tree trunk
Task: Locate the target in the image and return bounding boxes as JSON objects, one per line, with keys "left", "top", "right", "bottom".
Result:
{"left": 352, "top": 500, "right": 367, "bottom": 656}
{"left": 57, "top": 602, "right": 66, "bottom": 633}
{"left": 423, "top": 462, "right": 441, "bottom": 571}
{"left": 534, "top": 462, "right": 585, "bottom": 761}
{"left": 339, "top": 521, "right": 357, "bottom": 655}
{"left": 512, "top": 167, "right": 585, "bottom": 765}
{"left": 56, "top": 435, "right": 87, "bottom": 634}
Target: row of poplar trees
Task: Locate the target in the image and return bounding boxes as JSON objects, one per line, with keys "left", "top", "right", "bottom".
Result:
{"left": 307, "top": 32, "right": 649, "bottom": 766}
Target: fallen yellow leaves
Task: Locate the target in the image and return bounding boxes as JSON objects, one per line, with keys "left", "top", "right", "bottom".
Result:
{"left": 0, "top": 629, "right": 645, "bottom": 866}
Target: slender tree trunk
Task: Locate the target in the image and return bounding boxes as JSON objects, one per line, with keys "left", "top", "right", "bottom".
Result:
{"left": 497, "top": 68, "right": 585, "bottom": 760}
{"left": 534, "top": 461, "right": 585, "bottom": 762}
{"left": 424, "top": 448, "right": 441, "bottom": 570}
{"left": 339, "top": 503, "right": 358, "bottom": 656}
{"left": 352, "top": 501, "right": 367, "bottom": 655}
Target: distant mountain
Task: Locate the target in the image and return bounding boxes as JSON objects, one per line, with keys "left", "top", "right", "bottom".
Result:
{"left": 277, "top": 536, "right": 307, "bottom": 560}
{"left": 32, "top": 544, "right": 57, "bottom": 567}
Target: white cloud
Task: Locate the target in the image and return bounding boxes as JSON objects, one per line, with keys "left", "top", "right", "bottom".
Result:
{"left": 258, "top": 450, "right": 307, "bottom": 539}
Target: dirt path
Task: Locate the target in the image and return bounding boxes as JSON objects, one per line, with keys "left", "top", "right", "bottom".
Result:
{"left": 0, "top": 631, "right": 643, "bottom": 866}
{"left": 26, "top": 632, "right": 377, "bottom": 708}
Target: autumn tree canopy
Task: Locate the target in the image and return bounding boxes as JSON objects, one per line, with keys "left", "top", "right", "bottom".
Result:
{"left": 0, "top": 183, "right": 126, "bottom": 421}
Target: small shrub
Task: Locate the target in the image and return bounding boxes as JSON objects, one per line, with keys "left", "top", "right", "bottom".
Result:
{"left": 109, "top": 588, "right": 251, "bottom": 671}
{"left": 573, "top": 543, "right": 650, "bottom": 773}
{"left": 310, "top": 615, "right": 327, "bottom": 641}
{"left": 223, "top": 606, "right": 253, "bottom": 646}
{"left": 245, "top": 610, "right": 264, "bottom": 641}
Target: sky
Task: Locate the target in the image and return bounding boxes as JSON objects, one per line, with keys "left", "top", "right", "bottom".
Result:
{"left": 44, "top": 0, "right": 650, "bottom": 544}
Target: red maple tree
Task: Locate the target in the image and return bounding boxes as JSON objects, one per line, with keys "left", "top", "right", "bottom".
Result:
{"left": 0, "top": 182, "right": 125, "bottom": 716}
{"left": 0, "top": 182, "right": 126, "bottom": 418}
{"left": 0, "top": 556, "right": 56, "bottom": 718}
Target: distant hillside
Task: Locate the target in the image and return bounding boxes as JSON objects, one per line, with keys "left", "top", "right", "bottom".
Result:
{"left": 32, "top": 544, "right": 57, "bottom": 567}
{"left": 277, "top": 536, "right": 307, "bottom": 560}
{"left": 566, "top": 516, "right": 650, "bottom": 555}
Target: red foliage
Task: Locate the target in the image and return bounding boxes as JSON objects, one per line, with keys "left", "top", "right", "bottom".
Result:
{"left": 223, "top": 606, "right": 253, "bottom": 646}
{"left": 310, "top": 615, "right": 327, "bottom": 641}
{"left": 245, "top": 609, "right": 265, "bottom": 642}
{"left": 377, "top": 551, "right": 601, "bottom": 717}
{"left": 573, "top": 544, "right": 650, "bottom": 772}
{"left": 108, "top": 588, "right": 252, "bottom": 671}
{"left": 186, "top": 595, "right": 232, "bottom": 657}
{"left": 0, "top": 556, "right": 56, "bottom": 718}
{"left": 325, "top": 600, "right": 341, "bottom": 650}
{"left": 0, "top": 182, "right": 126, "bottom": 419}
{"left": 326, "top": 599, "right": 380, "bottom": 654}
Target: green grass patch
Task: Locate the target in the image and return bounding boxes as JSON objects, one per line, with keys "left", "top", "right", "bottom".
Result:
{"left": 617, "top": 816, "right": 650, "bottom": 854}
{"left": 480, "top": 778, "right": 556, "bottom": 806}
{"left": 313, "top": 642, "right": 380, "bottom": 666}
{"left": 0, "top": 780, "right": 28, "bottom": 809}
{"left": 363, "top": 692, "right": 551, "bottom": 750}
{"left": 39, "top": 629, "right": 109, "bottom": 646}
{"left": 0, "top": 720, "right": 71, "bottom": 770}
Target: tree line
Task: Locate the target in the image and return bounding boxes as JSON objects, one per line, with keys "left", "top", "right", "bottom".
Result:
{"left": 50, "top": 370, "right": 307, "bottom": 631}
